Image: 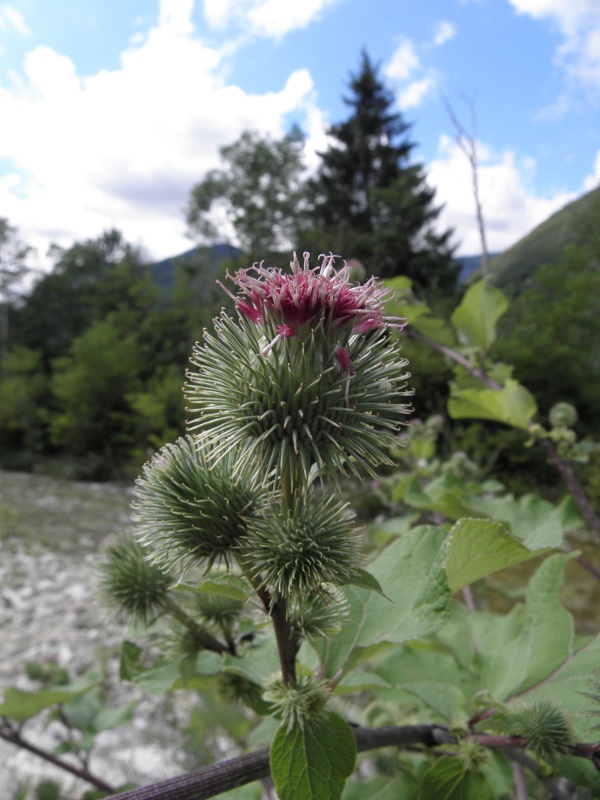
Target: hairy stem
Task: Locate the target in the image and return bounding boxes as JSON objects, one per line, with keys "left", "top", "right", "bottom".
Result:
{"left": 105, "top": 724, "right": 600, "bottom": 800}
{"left": 256, "top": 586, "right": 297, "bottom": 685}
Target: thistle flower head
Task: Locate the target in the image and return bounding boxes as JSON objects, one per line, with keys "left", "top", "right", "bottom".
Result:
{"left": 264, "top": 670, "right": 329, "bottom": 730}
{"left": 242, "top": 494, "right": 360, "bottom": 601}
{"left": 133, "top": 435, "right": 264, "bottom": 575}
{"left": 187, "top": 252, "right": 413, "bottom": 488}
{"left": 98, "top": 535, "right": 173, "bottom": 625}
{"left": 221, "top": 251, "right": 403, "bottom": 348}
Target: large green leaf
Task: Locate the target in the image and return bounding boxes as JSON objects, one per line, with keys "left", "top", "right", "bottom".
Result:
{"left": 343, "top": 776, "right": 418, "bottom": 799}
{"left": 519, "top": 632, "right": 600, "bottom": 740}
{"left": 0, "top": 671, "right": 98, "bottom": 723}
{"left": 401, "top": 681, "right": 469, "bottom": 724}
{"left": 270, "top": 712, "right": 356, "bottom": 800}
{"left": 471, "top": 554, "right": 574, "bottom": 700}
{"left": 451, "top": 280, "right": 508, "bottom": 351}
{"left": 419, "top": 757, "right": 495, "bottom": 800}
{"left": 448, "top": 380, "right": 537, "bottom": 430}
{"left": 315, "top": 526, "right": 452, "bottom": 677}
{"left": 466, "top": 492, "right": 581, "bottom": 541}
{"left": 445, "top": 518, "right": 560, "bottom": 592}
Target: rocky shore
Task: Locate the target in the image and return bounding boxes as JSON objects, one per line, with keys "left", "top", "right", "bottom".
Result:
{"left": 0, "top": 471, "right": 194, "bottom": 797}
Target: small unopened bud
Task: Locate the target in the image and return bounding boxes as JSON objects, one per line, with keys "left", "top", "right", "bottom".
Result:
{"left": 549, "top": 402, "right": 578, "bottom": 429}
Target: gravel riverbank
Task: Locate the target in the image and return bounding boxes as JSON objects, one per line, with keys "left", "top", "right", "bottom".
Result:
{"left": 0, "top": 471, "right": 195, "bottom": 798}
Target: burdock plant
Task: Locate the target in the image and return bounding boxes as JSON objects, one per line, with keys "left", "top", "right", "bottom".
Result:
{"left": 183, "top": 252, "right": 412, "bottom": 680}
{"left": 100, "top": 251, "right": 412, "bottom": 795}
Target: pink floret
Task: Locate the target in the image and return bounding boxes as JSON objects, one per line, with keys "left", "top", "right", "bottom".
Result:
{"left": 222, "top": 252, "right": 403, "bottom": 339}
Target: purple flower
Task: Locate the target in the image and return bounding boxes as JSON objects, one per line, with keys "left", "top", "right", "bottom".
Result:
{"left": 220, "top": 252, "right": 404, "bottom": 347}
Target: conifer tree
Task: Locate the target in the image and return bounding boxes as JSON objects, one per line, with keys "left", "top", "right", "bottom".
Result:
{"left": 301, "top": 52, "right": 458, "bottom": 298}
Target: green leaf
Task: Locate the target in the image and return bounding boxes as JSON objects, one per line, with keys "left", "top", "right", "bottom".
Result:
{"left": 466, "top": 491, "right": 579, "bottom": 542}
{"left": 133, "top": 660, "right": 182, "bottom": 694}
{"left": 472, "top": 553, "right": 574, "bottom": 700}
{"left": 451, "top": 280, "right": 508, "bottom": 351}
{"left": 94, "top": 702, "right": 136, "bottom": 731}
{"left": 448, "top": 380, "right": 537, "bottom": 430}
{"left": 0, "top": 672, "right": 98, "bottom": 723}
{"left": 334, "top": 671, "right": 391, "bottom": 695}
{"left": 177, "top": 578, "right": 249, "bottom": 603}
{"left": 270, "top": 712, "right": 356, "bottom": 800}
{"left": 402, "top": 473, "right": 474, "bottom": 520}
{"left": 216, "top": 785, "right": 263, "bottom": 800}
{"left": 223, "top": 630, "right": 281, "bottom": 685}
{"left": 401, "top": 681, "right": 468, "bottom": 724}
{"left": 419, "top": 756, "right": 494, "bottom": 800}
{"left": 342, "top": 776, "right": 418, "bottom": 799}
{"left": 62, "top": 690, "right": 103, "bottom": 730}
{"left": 558, "top": 756, "right": 600, "bottom": 792}
{"left": 521, "top": 632, "right": 600, "bottom": 740}
{"left": 445, "top": 518, "right": 558, "bottom": 592}
{"left": 119, "top": 640, "right": 142, "bottom": 681}
{"left": 343, "top": 568, "right": 389, "bottom": 598}
{"left": 315, "top": 526, "right": 452, "bottom": 677}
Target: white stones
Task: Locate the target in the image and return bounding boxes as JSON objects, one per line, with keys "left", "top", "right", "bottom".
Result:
{"left": 0, "top": 471, "right": 194, "bottom": 796}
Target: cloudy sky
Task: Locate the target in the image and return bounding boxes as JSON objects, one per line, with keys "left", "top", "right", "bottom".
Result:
{"left": 1, "top": 0, "right": 599, "bottom": 267}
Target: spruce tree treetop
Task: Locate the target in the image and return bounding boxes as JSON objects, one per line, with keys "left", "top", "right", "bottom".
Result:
{"left": 302, "top": 52, "right": 458, "bottom": 299}
{"left": 312, "top": 51, "right": 412, "bottom": 231}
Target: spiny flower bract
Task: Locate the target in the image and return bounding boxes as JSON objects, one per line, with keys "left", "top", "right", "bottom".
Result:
{"left": 186, "top": 252, "right": 413, "bottom": 488}
{"left": 505, "top": 700, "right": 573, "bottom": 762}
{"left": 242, "top": 493, "right": 360, "bottom": 601}
{"left": 288, "top": 590, "right": 350, "bottom": 641}
{"left": 133, "top": 435, "right": 264, "bottom": 574}
{"left": 264, "top": 670, "right": 329, "bottom": 731}
{"left": 98, "top": 535, "right": 173, "bottom": 625}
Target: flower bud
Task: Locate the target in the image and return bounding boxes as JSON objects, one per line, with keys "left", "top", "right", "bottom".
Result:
{"left": 549, "top": 402, "right": 578, "bottom": 429}
{"left": 133, "top": 436, "right": 264, "bottom": 574}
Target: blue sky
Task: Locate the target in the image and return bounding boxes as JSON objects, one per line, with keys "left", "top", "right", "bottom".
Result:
{"left": 1, "top": 0, "right": 599, "bottom": 266}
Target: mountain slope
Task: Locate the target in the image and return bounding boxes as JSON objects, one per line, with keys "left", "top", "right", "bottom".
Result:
{"left": 490, "top": 185, "right": 600, "bottom": 288}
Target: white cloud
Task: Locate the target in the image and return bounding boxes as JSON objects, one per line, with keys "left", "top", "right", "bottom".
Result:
{"left": 159, "top": 0, "right": 195, "bottom": 35}
{"left": 583, "top": 150, "right": 600, "bottom": 191}
{"left": 385, "top": 37, "right": 441, "bottom": 110}
{"left": 202, "top": 0, "right": 338, "bottom": 38}
{"left": 248, "top": 0, "right": 338, "bottom": 37}
{"left": 433, "top": 21, "right": 456, "bottom": 46}
{"left": 0, "top": 4, "right": 30, "bottom": 36}
{"left": 399, "top": 76, "right": 436, "bottom": 109}
{"left": 384, "top": 39, "right": 419, "bottom": 82}
{"left": 509, "top": 0, "right": 600, "bottom": 93}
{"left": 0, "top": 3, "right": 323, "bottom": 264}
{"left": 428, "top": 134, "right": 576, "bottom": 254}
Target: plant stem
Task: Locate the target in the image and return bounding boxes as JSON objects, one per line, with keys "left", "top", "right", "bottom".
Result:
{"left": 104, "top": 724, "right": 600, "bottom": 800}
{"left": 105, "top": 724, "right": 440, "bottom": 800}
{"left": 0, "top": 725, "right": 116, "bottom": 794}
{"left": 164, "top": 597, "right": 229, "bottom": 654}
{"left": 256, "top": 586, "right": 297, "bottom": 685}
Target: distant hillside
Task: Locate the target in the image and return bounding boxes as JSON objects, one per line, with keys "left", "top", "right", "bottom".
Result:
{"left": 150, "top": 243, "right": 240, "bottom": 297}
{"left": 489, "top": 185, "right": 600, "bottom": 289}
{"left": 149, "top": 246, "right": 505, "bottom": 295}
